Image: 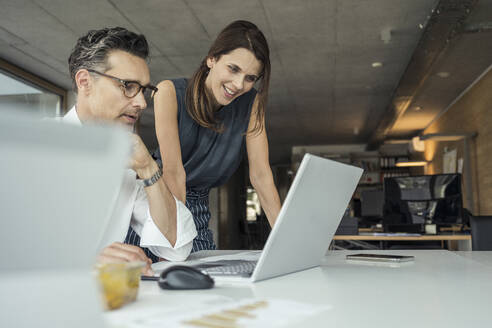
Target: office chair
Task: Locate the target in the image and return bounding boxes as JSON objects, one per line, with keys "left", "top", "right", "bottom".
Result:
{"left": 470, "top": 216, "right": 492, "bottom": 251}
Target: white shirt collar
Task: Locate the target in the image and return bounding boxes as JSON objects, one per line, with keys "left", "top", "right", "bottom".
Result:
{"left": 63, "top": 106, "right": 137, "bottom": 133}
{"left": 63, "top": 106, "right": 82, "bottom": 126}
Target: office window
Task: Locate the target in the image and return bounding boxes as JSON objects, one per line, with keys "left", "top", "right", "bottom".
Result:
{"left": 246, "top": 187, "right": 261, "bottom": 221}
{"left": 0, "top": 70, "right": 62, "bottom": 117}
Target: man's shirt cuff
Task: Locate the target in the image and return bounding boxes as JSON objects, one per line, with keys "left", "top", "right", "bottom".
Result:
{"left": 139, "top": 196, "right": 197, "bottom": 261}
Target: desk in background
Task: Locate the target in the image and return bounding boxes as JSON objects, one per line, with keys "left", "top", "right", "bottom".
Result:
{"left": 106, "top": 250, "right": 492, "bottom": 328}
{"left": 333, "top": 233, "right": 471, "bottom": 250}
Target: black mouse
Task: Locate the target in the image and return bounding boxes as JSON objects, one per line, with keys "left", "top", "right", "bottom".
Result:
{"left": 158, "top": 265, "right": 214, "bottom": 290}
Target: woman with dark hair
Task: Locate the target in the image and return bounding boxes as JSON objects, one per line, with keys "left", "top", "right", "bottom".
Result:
{"left": 153, "top": 20, "right": 281, "bottom": 251}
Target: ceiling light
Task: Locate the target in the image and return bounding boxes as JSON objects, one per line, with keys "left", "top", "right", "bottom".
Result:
{"left": 411, "top": 136, "right": 425, "bottom": 152}
{"left": 384, "top": 139, "right": 411, "bottom": 144}
{"left": 414, "top": 106, "right": 422, "bottom": 111}
{"left": 436, "top": 72, "right": 451, "bottom": 78}
{"left": 395, "top": 160, "right": 428, "bottom": 167}
{"left": 380, "top": 28, "right": 392, "bottom": 44}
{"left": 372, "top": 62, "right": 383, "bottom": 68}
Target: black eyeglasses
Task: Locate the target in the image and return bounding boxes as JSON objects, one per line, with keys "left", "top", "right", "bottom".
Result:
{"left": 87, "top": 69, "right": 158, "bottom": 98}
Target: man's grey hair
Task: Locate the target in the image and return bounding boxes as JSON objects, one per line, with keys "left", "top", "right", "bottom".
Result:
{"left": 68, "top": 27, "right": 149, "bottom": 92}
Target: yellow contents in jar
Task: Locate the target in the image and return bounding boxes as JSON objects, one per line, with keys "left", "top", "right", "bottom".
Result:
{"left": 96, "top": 262, "right": 145, "bottom": 310}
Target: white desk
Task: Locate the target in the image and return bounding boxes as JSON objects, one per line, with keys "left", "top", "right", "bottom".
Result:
{"left": 454, "top": 251, "right": 492, "bottom": 267}
{"left": 105, "top": 250, "right": 492, "bottom": 327}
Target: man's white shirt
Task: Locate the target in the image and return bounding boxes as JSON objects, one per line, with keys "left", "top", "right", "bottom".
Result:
{"left": 61, "top": 107, "right": 196, "bottom": 261}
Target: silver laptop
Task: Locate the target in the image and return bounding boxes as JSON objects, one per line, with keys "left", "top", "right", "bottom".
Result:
{"left": 0, "top": 110, "right": 130, "bottom": 328}
{"left": 190, "top": 153, "right": 363, "bottom": 282}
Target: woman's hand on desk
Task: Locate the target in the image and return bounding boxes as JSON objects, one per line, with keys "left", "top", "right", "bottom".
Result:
{"left": 98, "top": 242, "right": 154, "bottom": 276}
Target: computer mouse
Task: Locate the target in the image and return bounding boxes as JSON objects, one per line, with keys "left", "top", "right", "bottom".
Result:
{"left": 158, "top": 265, "right": 214, "bottom": 290}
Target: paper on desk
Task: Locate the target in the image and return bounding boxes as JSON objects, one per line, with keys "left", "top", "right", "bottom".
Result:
{"left": 180, "top": 298, "right": 330, "bottom": 328}
{"left": 106, "top": 298, "right": 331, "bottom": 328}
{"left": 104, "top": 294, "right": 233, "bottom": 328}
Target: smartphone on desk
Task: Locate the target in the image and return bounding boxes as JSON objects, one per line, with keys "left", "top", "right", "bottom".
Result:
{"left": 346, "top": 254, "right": 415, "bottom": 263}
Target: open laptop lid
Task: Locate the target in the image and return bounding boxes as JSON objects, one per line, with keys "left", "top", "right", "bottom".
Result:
{"left": 0, "top": 110, "right": 130, "bottom": 270}
{"left": 251, "top": 154, "right": 363, "bottom": 282}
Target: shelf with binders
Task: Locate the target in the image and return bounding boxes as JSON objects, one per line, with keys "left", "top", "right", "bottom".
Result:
{"left": 352, "top": 156, "right": 411, "bottom": 186}
{"left": 379, "top": 156, "right": 410, "bottom": 180}
{"left": 352, "top": 156, "right": 382, "bottom": 185}
{"left": 359, "top": 171, "right": 383, "bottom": 185}
{"left": 379, "top": 156, "right": 410, "bottom": 169}
{"left": 380, "top": 169, "right": 411, "bottom": 181}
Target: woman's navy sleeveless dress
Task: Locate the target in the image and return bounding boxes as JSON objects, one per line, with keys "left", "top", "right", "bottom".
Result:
{"left": 154, "top": 78, "right": 256, "bottom": 251}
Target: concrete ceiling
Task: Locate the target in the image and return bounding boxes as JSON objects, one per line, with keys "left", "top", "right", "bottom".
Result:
{"left": 0, "top": 0, "right": 491, "bottom": 164}
{"left": 388, "top": 0, "right": 492, "bottom": 138}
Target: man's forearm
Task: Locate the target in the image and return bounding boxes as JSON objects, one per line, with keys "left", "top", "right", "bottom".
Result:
{"left": 137, "top": 161, "right": 177, "bottom": 246}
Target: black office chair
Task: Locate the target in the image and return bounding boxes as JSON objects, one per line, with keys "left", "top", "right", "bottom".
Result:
{"left": 470, "top": 216, "right": 492, "bottom": 250}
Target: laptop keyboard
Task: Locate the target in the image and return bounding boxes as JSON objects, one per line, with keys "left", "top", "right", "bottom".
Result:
{"left": 195, "top": 260, "right": 257, "bottom": 277}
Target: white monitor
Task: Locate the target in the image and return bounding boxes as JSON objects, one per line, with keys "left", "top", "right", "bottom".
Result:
{"left": 0, "top": 110, "right": 130, "bottom": 328}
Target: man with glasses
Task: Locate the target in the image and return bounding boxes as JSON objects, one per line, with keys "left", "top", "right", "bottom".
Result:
{"left": 63, "top": 27, "right": 196, "bottom": 275}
